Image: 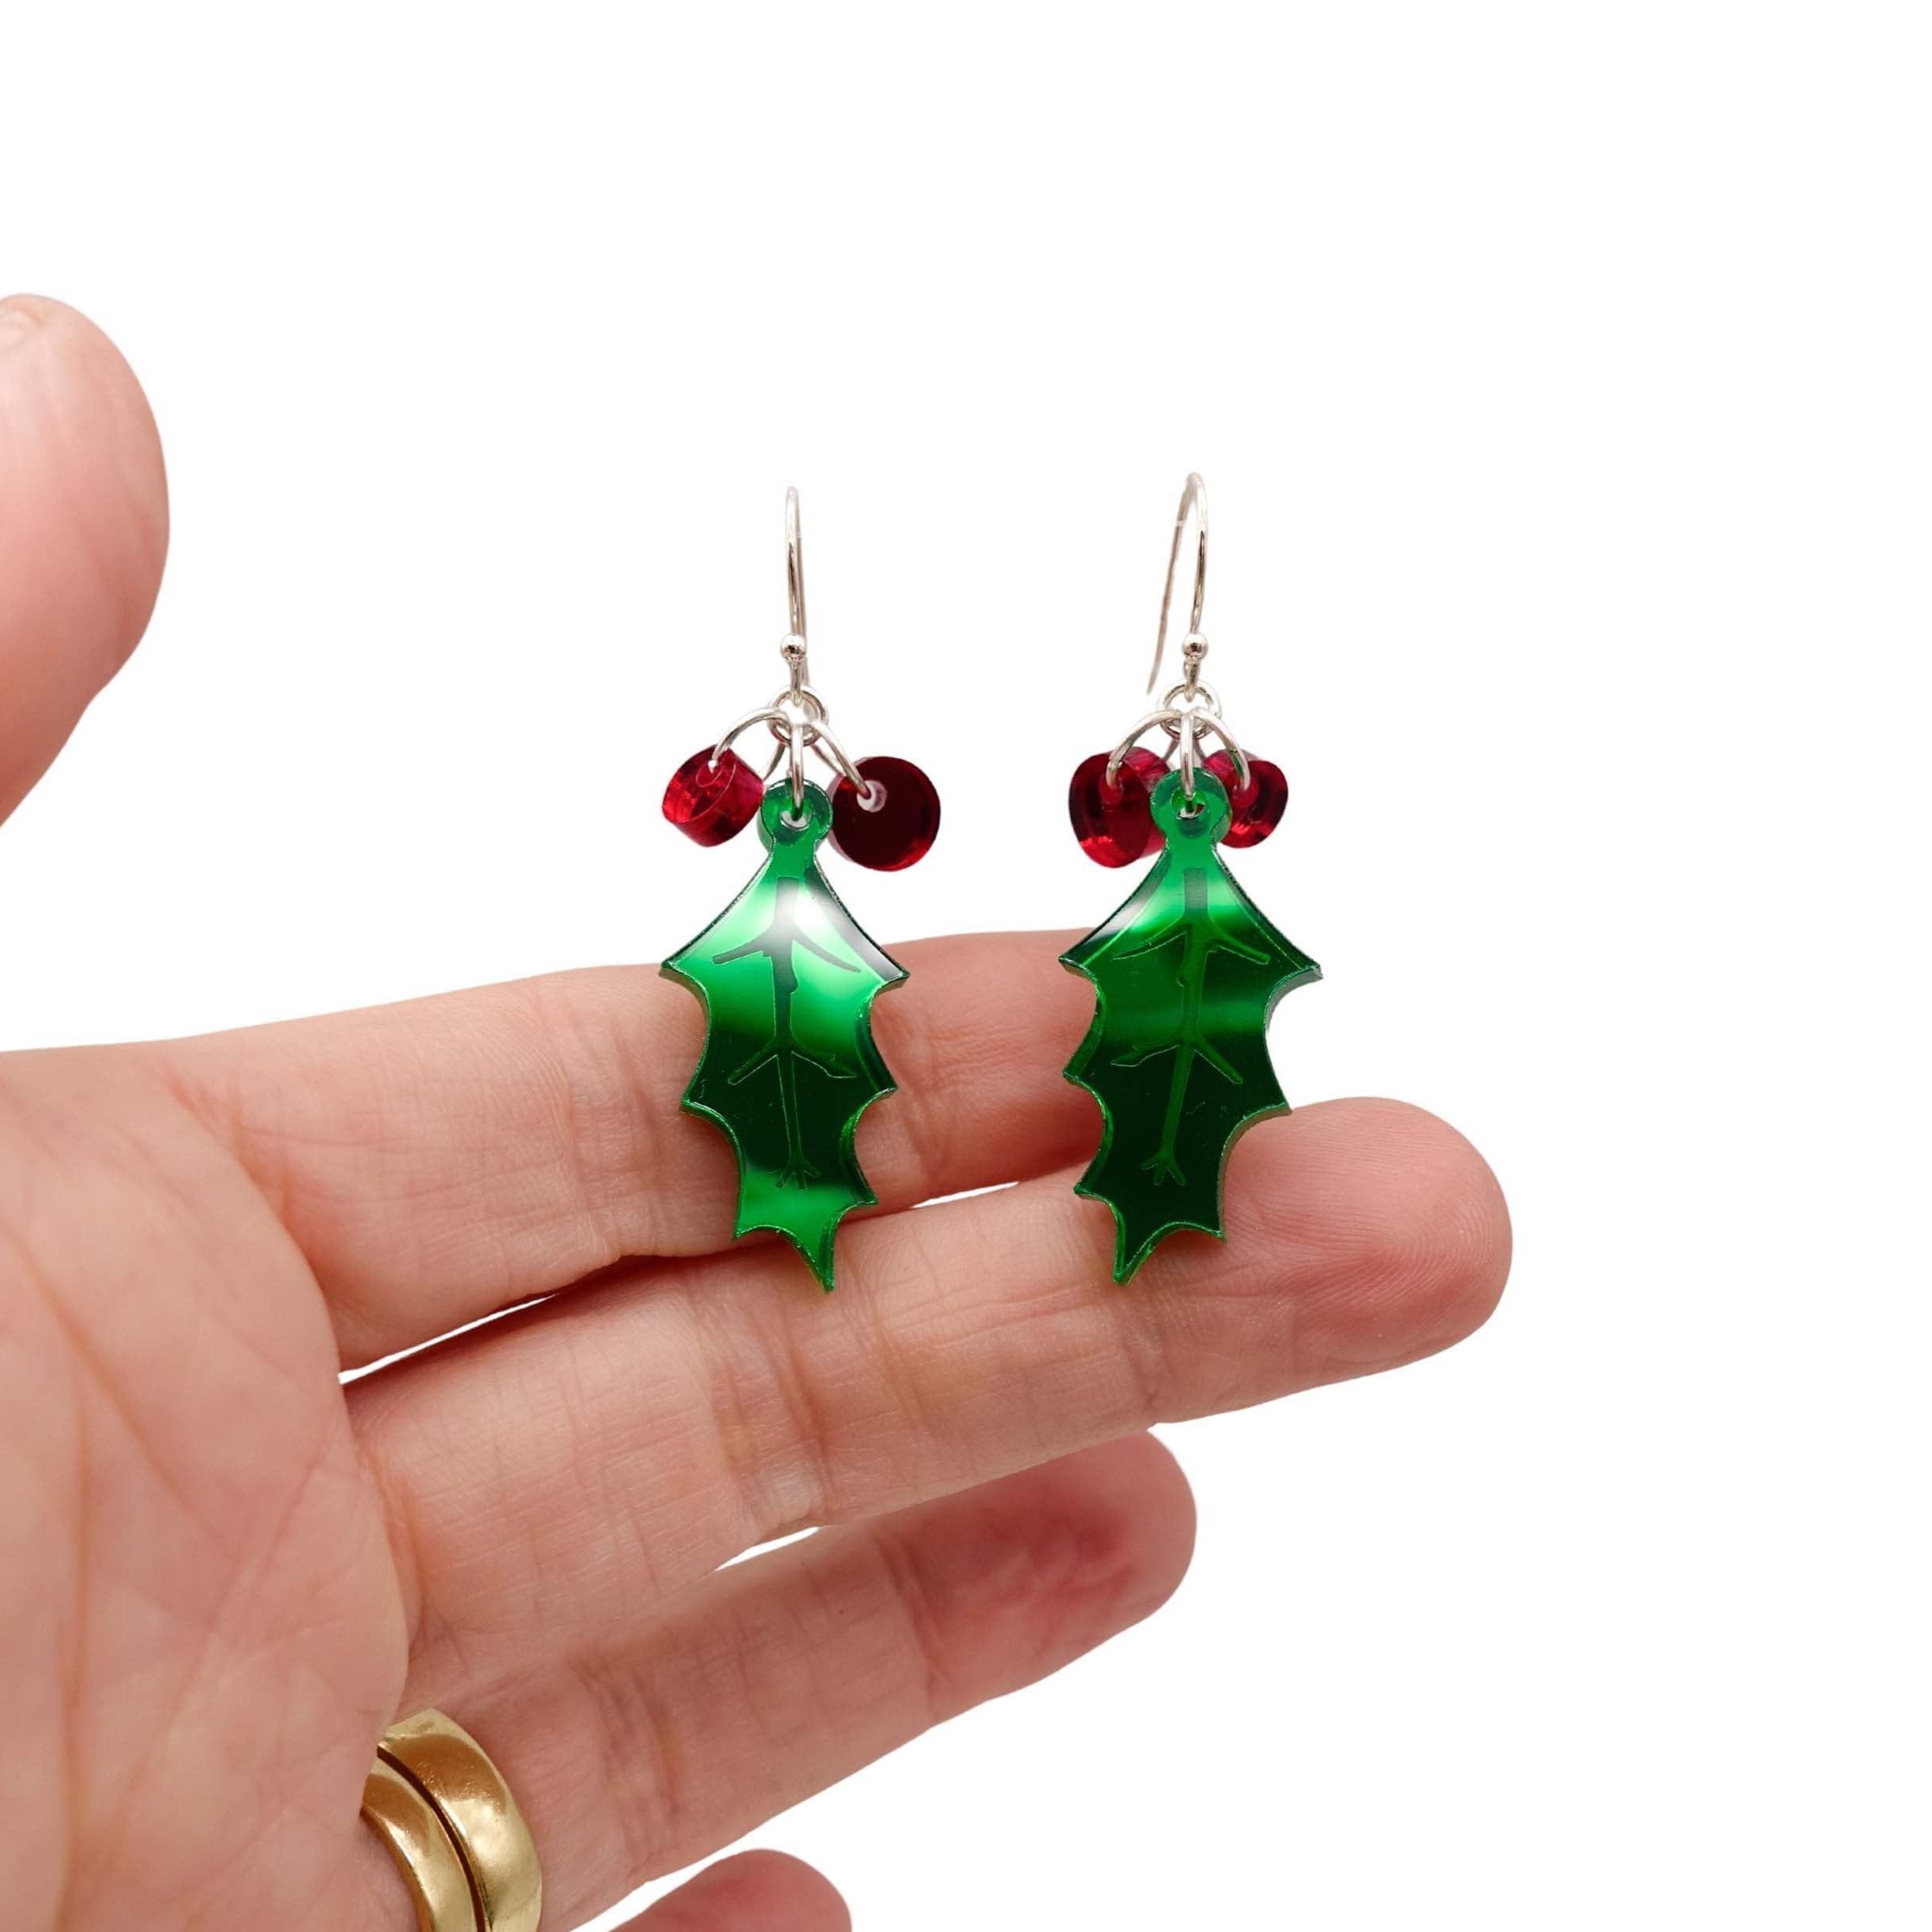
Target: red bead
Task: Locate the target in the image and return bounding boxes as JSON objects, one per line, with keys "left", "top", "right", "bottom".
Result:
{"left": 1068, "top": 747, "right": 1170, "bottom": 866}
{"left": 663, "top": 745, "right": 763, "bottom": 846}
{"left": 1205, "top": 750, "right": 1288, "bottom": 848}
{"left": 830, "top": 756, "right": 941, "bottom": 870}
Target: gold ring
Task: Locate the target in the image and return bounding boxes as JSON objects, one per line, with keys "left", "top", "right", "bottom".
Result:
{"left": 361, "top": 1758, "right": 478, "bottom": 1932}
{"left": 360, "top": 1708, "right": 543, "bottom": 1932}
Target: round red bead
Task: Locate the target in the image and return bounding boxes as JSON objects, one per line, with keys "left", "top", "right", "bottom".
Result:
{"left": 1068, "top": 747, "right": 1170, "bottom": 866}
{"left": 663, "top": 745, "right": 763, "bottom": 846}
{"left": 830, "top": 756, "right": 941, "bottom": 870}
{"left": 1205, "top": 750, "right": 1288, "bottom": 848}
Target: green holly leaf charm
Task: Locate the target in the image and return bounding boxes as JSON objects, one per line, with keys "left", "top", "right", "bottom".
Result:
{"left": 663, "top": 783, "right": 906, "bottom": 1290}
{"left": 1062, "top": 769, "right": 1321, "bottom": 1281}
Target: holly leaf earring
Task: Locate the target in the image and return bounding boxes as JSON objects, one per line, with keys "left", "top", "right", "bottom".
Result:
{"left": 660, "top": 488, "right": 940, "bottom": 1291}
{"left": 1062, "top": 475, "right": 1320, "bottom": 1282}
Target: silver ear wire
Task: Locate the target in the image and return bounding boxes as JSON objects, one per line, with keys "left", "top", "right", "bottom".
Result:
{"left": 1148, "top": 472, "right": 1208, "bottom": 697}
{"left": 1107, "top": 473, "right": 1250, "bottom": 799}
{"left": 783, "top": 483, "right": 810, "bottom": 687}
{"left": 707, "top": 487, "right": 877, "bottom": 819}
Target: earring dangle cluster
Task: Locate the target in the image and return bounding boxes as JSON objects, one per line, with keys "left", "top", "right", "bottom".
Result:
{"left": 1062, "top": 475, "right": 1321, "bottom": 1282}
{"left": 660, "top": 489, "right": 941, "bottom": 1290}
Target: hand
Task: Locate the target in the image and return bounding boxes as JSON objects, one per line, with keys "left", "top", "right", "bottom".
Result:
{"left": 0, "top": 296, "right": 1510, "bottom": 1932}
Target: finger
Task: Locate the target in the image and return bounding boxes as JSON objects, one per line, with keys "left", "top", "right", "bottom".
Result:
{"left": 355, "top": 1099, "right": 1504, "bottom": 1676}
{"left": 413, "top": 1436, "right": 1192, "bottom": 1929}
{"left": 153, "top": 929, "right": 1096, "bottom": 1363}
{"left": 344, "top": 1817, "right": 853, "bottom": 1932}
{"left": 0, "top": 295, "right": 167, "bottom": 822}
{"left": 621, "top": 1852, "right": 848, "bottom": 1932}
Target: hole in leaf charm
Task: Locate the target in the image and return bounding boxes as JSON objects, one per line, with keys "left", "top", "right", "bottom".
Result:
{"left": 1204, "top": 750, "right": 1288, "bottom": 848}
{"left": 1068, "top": 748, "right": 1170, "bottom": 866}
{"left": 829, "top": 755, "right": 941, "bottom": 870}
{"left": 663, "top": 746, "right": 764, "bottom": 846}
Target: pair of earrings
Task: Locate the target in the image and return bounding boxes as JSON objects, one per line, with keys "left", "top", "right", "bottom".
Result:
{"left": 660, "top": 475, "right": 1321, "bottom": 1291}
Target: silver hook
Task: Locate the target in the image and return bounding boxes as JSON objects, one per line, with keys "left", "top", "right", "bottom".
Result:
{"left": 1147, "top": 472, "right": 1208, "bottom": 696}
{"left": 705, "top": 487, "right": 881, "bottom": 821}
{"left": 782, "top": 484, "right": 809, "bottom": 692}
{"left": 1107, "top": 473, "right": 1255, "bottom": 806}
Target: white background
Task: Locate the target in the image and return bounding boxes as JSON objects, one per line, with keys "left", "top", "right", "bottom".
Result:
{"left": 4, "top": 4, "right": 1927, "bottom": 1926}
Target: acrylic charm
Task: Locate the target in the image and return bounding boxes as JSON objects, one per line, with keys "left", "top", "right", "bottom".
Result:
{"left": 1064, "top": 771, "right": 1318, "bottom": 1278}
{"left": 660, "top": 489, "right": 937, "bottom": 1290}
{"left": 1062, "top": 475, "right": 1321, "bottom": 1280}
{"left": 664, "top": 784, "right": 904, "bottom": 1288}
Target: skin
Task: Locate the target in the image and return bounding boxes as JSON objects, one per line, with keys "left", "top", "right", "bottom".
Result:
{"left": 0, "top": 295, "right": 1512, "bottom": 1932}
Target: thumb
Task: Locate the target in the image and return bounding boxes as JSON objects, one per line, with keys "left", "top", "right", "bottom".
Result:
{"left": 0, "top": 295, "right": 167, "bottom": 824}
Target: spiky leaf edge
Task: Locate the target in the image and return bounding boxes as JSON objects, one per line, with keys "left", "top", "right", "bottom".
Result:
{"left": 1059, "top": 847, "right": 1320, "bottom": 1283}
{"left": 660, "top": 859, "right": 906, "bottom": 1291}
